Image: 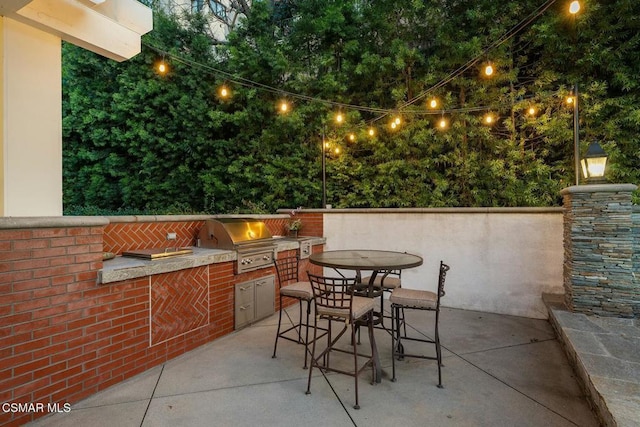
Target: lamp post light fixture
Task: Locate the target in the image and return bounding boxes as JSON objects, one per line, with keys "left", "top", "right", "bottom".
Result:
{"left": 580, "top": 140, "right": 608, "bottom": 183}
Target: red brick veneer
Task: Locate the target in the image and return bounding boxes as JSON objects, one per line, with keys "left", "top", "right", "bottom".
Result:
{"left": 0, "top": 217, "right": 323, "bottom": 426}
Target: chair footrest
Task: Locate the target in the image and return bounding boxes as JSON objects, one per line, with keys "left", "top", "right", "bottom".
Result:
{"left": 396, "top": 335, "right": 436, "bottom": 345}
{"left": 393, "top": 351, "right": 438, "bottom": 361}
{"left": 277, "top": 323, "right": 328, "bottom": 345}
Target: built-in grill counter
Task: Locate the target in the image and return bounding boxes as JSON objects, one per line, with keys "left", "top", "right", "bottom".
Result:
{"left": 198, "top": 218, "right": 280, "bottom": 329}
{"left": 197, "top": 218, "right": 277, "bottom": 274}
{"left": 97, "top": 217, "right": 325, "bottom": 331}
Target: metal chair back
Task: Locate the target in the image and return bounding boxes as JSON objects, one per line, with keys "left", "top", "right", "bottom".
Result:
{"left": 273, "top": 255, "right": 301, "bottom": 287}
{"left": 307, "top": 273, "right": 357, "bottom": 321}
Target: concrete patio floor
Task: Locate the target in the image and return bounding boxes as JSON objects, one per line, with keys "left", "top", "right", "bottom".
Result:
{"left": 27, "top": 307, "right": 599, "bottom": 427}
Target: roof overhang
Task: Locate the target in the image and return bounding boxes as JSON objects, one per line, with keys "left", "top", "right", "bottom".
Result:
{"left": 0, "top": 0, "right": 153, "bottom": 61}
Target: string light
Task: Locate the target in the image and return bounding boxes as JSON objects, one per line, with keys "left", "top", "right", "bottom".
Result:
{"left": 279, "top": 100, "right": 290, "bottom": 113}
{"left": 218, "top": 85, "right": 230, "bottom": 99}
{"left": 566, "top": 95, "right": 575, "bottom": 105}
{"left": 484, "top": 113, "right": 495, "bottom": 125}
{"left": 347, "top": 133, "right": 356, "bottom": 142}
{"left": 569, "top": 1, "right": 580, "bottom": 14}
{"left": 145, "top": 3, "right": 578, "bottom": 139}
{"left": 438, "top": 117, "right": 448, "bottom": 130}
{"left": 484, "top": 63, "right": 495, "bottom": 77}
{"left": 157, "top": 58, "right": 168, "bottom": 75}
{"left": 146, "top": 0, "right": 558, "bottom": 127}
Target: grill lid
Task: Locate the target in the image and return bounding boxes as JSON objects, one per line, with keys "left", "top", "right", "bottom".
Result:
{"left": 198, "top": 218, "right": 273, "bottom": 250}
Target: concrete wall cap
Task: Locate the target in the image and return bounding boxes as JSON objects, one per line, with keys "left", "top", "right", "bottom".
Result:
{"left": 278, "top": 207, "right": 563, "bottom": 214}
{"left": 0, "top": 216, "right": 109, "bottom": 229}
{"left": 560, "top": 183, "right": 638, "bottom": 195}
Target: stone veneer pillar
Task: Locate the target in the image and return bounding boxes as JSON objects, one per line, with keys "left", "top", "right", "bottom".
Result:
{"left": 561, "top": 184, "right": 639, "bottom": 317}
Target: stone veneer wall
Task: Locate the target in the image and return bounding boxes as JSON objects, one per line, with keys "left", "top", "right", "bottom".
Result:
{"left": 561, "top": 184, "right": 639, "bottom": 317}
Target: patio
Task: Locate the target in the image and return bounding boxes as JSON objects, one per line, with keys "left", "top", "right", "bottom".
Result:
{"left": 26, "top": 305, "right": 600, "bottom": 427}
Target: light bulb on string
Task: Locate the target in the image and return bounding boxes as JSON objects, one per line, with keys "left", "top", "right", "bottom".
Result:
{"left": 218, "top": 85, "right": 230, "bottom": 99}
{"left": 566, "top": 95, "right": 575, "bottom": 105}
{"left": 368, "top": 127, "right": 376, "bottom": 137}
{"left": 484, "top": 63, "right": 495, "bottom": 77}
{"left": 569, "top": 1, "right": 580, "bottom": 15}
{"left": 347, "top": 133, "right": 356, "bottom": 143}
{"left": 157, "top": 58, "right": 168, "bottom": 75}
{"left": 390, "top": 121, "right": 398, "bottom": 130}
{"left": 428, "top": 98, "right": 438, "bottom": 109}
{"left": 438, "top": 116, "right": 448, "bottom": 130}
{"left": 394, "top": 116, "right": 401, "bottom": 125}
{"left": 335, "top": 112, "right": 344, "bottom": 124}
{"left": 527, "top": 106, "right": 537, "bottom": 116}
{"left": 484, "top": 113, "right": 495, "bottom": 125}
{"left": 278, "top": 100, "right": 290, "bottom": 113}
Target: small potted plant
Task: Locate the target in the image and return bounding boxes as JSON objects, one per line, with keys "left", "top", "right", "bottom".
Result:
{"left": 288, "top": 219, "right": 302, "bottom": 238}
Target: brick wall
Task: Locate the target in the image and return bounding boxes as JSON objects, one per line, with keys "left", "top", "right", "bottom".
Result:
{"left": 102, "top": 215, "right": 322, "bottom": 254}
{"left": 296, "top": 212, "right": 323, "bottom": 237}
{"left": 0, "top": 216, "right": 325, "bottom": 426}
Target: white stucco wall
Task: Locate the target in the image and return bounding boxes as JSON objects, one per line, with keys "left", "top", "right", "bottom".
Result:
{"left": 322, "top": 208, "right": 564, "bottom": 319}
{"left": 1, "top": 18, "right": 62, "bottom": 216}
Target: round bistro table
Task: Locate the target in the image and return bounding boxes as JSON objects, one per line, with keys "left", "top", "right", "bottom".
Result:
{"left": 309, "top": 249, "right": 423, "bottom": 382}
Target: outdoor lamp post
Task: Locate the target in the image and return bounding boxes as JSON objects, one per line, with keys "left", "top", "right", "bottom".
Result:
{"left": 321, "top": 138, "right": 340, "bottom": 208}
{"left": 322, "top": 127, "right": 327, "bottom": 208}
{"left": 569, "top": 1, "right": 581, "bottom": 185}
{"left": 580, "top": 140, "right": 608, "bottom": 183}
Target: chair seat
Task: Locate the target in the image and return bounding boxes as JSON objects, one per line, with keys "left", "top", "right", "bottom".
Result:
{"left": 390, "top": 288, "right": 437, "bottom": 309}
{"left": 361, "top": 275, "right": 401, "bottom": 289}
{"left": 317, "top": 295, "right": 375, "bottom": 320}
{"left": 280, "top": 281, "right": 313, "bottom": 300}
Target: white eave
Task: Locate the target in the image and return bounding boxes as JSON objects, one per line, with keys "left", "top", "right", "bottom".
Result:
{"left": 0, "top": 0, "right": 153, "bottom": 62}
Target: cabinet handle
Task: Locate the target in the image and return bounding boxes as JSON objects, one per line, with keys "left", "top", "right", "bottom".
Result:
{"left": 240, "top": 286, "right": 251, "bottom": 291}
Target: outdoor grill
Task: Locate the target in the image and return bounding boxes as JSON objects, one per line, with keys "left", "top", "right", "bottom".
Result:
{"left": 198, "top": 218, "right": 277, "bottom": 274}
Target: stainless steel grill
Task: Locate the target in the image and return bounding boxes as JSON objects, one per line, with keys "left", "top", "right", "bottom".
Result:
{"left": 198, "top": 218, "right": 276, "bottom": 274}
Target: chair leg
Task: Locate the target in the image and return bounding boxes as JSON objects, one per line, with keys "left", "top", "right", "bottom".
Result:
{"left": 297, "top": 300, "right": 303, "bottom": 342}
{"left": 391, "top": 304, "right": 397, "bottom": 382}
{"left": 272, "top": 294, "right": 284, "bottom": 359}
{"left": 435, "top": 309, "right": 443, "bottom": 388}
{"left": 367, "top": 312, "right": 377, "bottom": 384}
{"left": 303, "top": 300, "right": 311, "bottom": 369}
{"left": 305, "top": 314, "right": 319, "bottom": 396}
{"left": 379, "top": 292, "right": 386, "bottom": 329}
{"left": 351, "top": 320, "right": 360, "bottom": 410}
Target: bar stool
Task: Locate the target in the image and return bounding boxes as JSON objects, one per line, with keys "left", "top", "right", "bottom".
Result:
{"left": 305, "top": 272, "right": 377, "bottom": 409}
{"left": 390, "top": 261, "right": 449, "bottom": 388}
{"left": 272, "top": 255, "right": 323, "bottom": 369}
{"left": 359, "top": 269, "right": 401, "bottom": 330}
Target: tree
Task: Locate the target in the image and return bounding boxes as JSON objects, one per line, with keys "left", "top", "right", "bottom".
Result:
{"left": 62, "top": 0, "right": 640, "bottom": 214}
